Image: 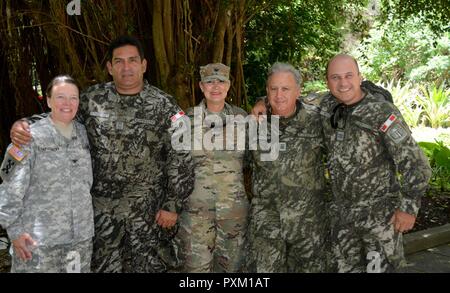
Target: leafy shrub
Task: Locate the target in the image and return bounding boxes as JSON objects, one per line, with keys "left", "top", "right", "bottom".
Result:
{"left": 303, "top": 80, "right": 327, "bottom": 95}
{"left": 417, "top": 84, "right": 450, "bottom": 128}
{"left": 381, "top": 80, "right": 450, "bottom": 129}
{"left": 419, "top": 141, "right": 450, "bottom": 191}
{"left": 381, "top": 80, "right": 423, "bottom": 128}
{"left": 354, "top": 16, "right": 449, "bottom": 85}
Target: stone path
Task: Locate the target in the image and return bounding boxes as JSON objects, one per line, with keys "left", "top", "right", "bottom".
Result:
{"left": 403, "top": 243, "right": 450, "bottom": 273}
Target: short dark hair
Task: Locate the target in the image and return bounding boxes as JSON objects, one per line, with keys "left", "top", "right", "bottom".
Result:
{"left": 108, "top": 35, "right": 145, "bottom": 62}
{"left": 46, "top": 75, "right": 80, "bottom": 97}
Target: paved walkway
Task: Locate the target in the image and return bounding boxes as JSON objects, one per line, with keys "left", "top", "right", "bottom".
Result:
{"left": 403, "top": 243, "right": 450, "bottom": 273}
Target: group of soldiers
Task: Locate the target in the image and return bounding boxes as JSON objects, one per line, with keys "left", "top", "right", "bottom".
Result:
{"left": 1, "top": 35, "right": 431, "bottom": 273}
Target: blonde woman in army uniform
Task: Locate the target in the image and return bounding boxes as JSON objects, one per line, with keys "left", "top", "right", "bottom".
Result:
{"left": 177, "top": 63, "right": 249, "bottom": 272}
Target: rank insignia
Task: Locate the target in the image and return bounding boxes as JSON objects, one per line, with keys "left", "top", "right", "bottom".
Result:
{"left": 336, "top": 130, "right": 345, "bottom": 141}
{"left": 116, "top": 121, "right": 124, "bottom": 130}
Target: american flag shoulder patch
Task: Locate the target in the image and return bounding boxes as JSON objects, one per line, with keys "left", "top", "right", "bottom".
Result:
{"left": 7, "top": 144, "right": 26, "bottom": 162}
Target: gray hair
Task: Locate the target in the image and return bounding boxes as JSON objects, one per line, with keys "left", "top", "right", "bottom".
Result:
{"left": 267, "top": 62, "right": 302, "bottom": 87}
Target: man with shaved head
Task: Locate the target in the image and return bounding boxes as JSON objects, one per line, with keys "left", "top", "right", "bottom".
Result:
{"left": 321, "top": 54, "right": 431, "bottom": 272}
{"left": 250, "top": 54, "right": 431, "bottom": 273}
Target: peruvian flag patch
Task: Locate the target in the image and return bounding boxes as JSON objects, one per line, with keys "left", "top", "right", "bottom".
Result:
{"left": 170, "top": 111, "right": 185, "bottom": 122}
{"left": 380, "top": 114, "right": 397, "bottom": 133}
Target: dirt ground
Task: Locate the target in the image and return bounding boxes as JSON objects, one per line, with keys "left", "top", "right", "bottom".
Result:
{"left": 410, "top": 189, "right": 450, "bottom": 233}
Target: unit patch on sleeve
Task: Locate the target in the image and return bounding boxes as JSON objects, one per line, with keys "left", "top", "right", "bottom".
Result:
{"left": 1, "top": 156, "right": 16, "bottom": 181}
{"left": 386, "top": 122, "right": 409, "bottom": 144}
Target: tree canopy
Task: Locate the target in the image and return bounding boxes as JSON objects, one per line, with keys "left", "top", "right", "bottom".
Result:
{"left": 0, "top": 0, "right": 448, "bottom": 155}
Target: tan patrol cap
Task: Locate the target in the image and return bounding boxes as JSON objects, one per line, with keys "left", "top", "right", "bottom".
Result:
{"left": 200, "top": 63, "right": 230, "bottom": 82}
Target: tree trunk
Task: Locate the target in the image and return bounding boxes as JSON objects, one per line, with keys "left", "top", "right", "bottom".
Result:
{"left": 152, "top": 0, "right": 170, "bottom": 90}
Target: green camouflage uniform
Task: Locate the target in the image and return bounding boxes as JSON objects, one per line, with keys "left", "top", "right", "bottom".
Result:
{"left": 177, "top": 100, "right": 249, "bottom": 272}
{"left": 245, "top": 100, "right": 328, "bottom": 273}
{"left": 0, "top": 117, "right": 94, "bottom": 273}
{"left": 78, "top": 80, "right": 195, "bottom": 273}
{"left": 320, "top": 90, "right": 432, "bottom": 273}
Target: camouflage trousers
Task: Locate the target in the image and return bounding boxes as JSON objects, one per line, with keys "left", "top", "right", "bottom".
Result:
{"left": 244, "top": 231, "right": 327, "bottom": 273}
{"left": 11, "top": 239, "right": 92, "bottom": 273}
{"left": 91, "top": 208, "right": 173, "bottom": 273}
{"left": 330, "top": 210, "right": 406, "bottom": 273}
{"left": 244, "top": 199, "right": 328, "bottom": 273}
{"left": 178, "top": 210, "right": 248, "bottom": 273}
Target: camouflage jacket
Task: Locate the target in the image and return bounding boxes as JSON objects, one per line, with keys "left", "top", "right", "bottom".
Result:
{"left": 0, "top": 117, "right": 94, "bottom": 245}
{"left": 320, "top": 91, "right": 432, "bottom": 219}
{"left": 185, "top": 100, "right": 249, "bottom": 219}
{"left": 250, "top": 100, "right": 327, "bottom": 238}
{"left": 78, "top": 80, "right": 195, "bottom": 216}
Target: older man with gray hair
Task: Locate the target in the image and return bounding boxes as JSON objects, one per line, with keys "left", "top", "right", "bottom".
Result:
{"left": 245, "top": 62, "right": 329, "bottom": 272}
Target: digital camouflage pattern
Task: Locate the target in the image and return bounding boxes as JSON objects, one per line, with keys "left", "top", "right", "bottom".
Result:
{"left": 200, "top": 63, "right": 230, "bottom": 82}
{"left": 77, "top": 80, "right": 195, "bottom": 273}
{"left": 0, "top": 117, "right": 94, "bottom": 272}
{"left": 11, "top": 239, "right": 92, "bottom": 273}
{"left": 177, "top": 100, "right": 249, "bottom": 272}
{"left": 245, "top": 100, "right": 329, "bottom": 273}
{"left": 319, "top": 90, "right": 432, "bottom": 272}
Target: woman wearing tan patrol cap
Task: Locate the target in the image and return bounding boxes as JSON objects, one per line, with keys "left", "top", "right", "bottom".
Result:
{"left": 177, "top": 63, "right": 249, "bottom": 272}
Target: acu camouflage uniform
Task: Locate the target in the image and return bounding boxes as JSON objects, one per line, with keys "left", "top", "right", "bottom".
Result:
{"left": 77, "top": 80, "right": 195, "bottom": 273}
{"left": 0, "top": 117, "right": 94, "bottom": 273}
{"left": 246, "top": 100, "right": 328, "bottom": 273}
{"left": 177, "top": 99, "right": 249, "bottom": 273}
{"left": 319, "top": 89, "right": 432, "bottom": 273}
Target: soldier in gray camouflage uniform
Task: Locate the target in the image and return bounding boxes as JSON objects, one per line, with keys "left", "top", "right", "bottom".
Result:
{"left": 10, "top": 36, "right": 195, "bottom": 273}
{"left": 0, "top": 75, "right": 94, "bottom": 273}
{"left": 245, "top": 63, "right": 328, "bottom": 273}
{"left": 320, "top": 54, "right": 432, "bottom": 272}
{"left": 176, "top": 63, "right": 249, "bottom": 272}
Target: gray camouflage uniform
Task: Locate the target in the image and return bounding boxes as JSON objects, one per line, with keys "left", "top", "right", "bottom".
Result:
{"left": 245, "top": 100, "right": 328, "bottom": 273}
{"left": 320, "top": 91, "right": 432, "bottom": 273}
{"left": 78, "top": 80, "right": 194, "bottom": 273}
{"left": 177, "top": 100, "right": 249, "bottom": 272}
{"left": 0, "top": 117, "right": 94, "bottom": 273}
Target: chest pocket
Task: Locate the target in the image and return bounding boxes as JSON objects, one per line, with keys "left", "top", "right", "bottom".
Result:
{"left": 87, "top": 111, "right": 113, "bottom": 131}
{"left": 289, "top": 130, "right": 322, "bottom": 166}
{"left": 85, "top": 112, "right": 114, "bottom": 152}
{"left": 345, "top": 120, "right": 384, "bottom": 167}
{"left": 34, "top": 147, "right": 66, "bottom": 189}
{"left": 281, "top": 130, "right": 323, "bottom": 188}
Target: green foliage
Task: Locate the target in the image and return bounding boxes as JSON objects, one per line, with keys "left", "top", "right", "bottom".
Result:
{"left": 419, "top": 141, "right": 450, "bottom": 191}
{"left": 417, "top": 84, "right": 450, "bottom": 128}
{"left": 354, "top": 16, "right": 450, "bottom": 84}
{"left": 382, "top": 80, "right": 423, "bottom": 128}
{"left": 380, "top": 0, "right": 450, "bottom": 34}
{"left": 303, "top": 80, "right": 327, "bottom": 95}
{"left": 382, "top": 80, "right": 450, "bottom": 129}
{"left": 244, "top": 0, "right": 369, "bottom": 104}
